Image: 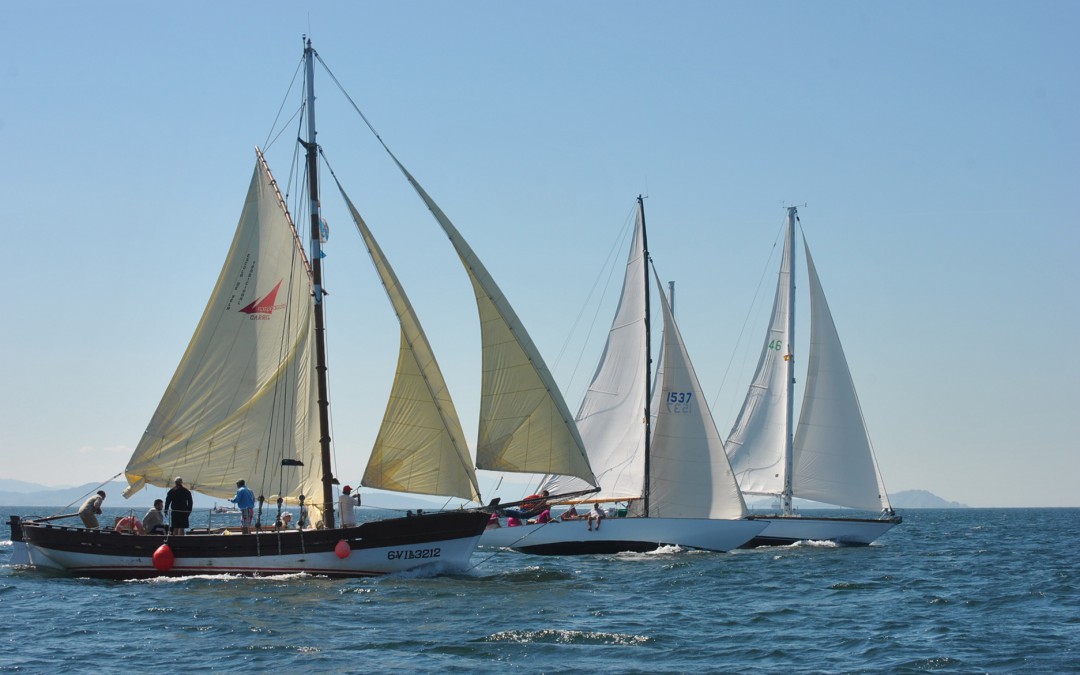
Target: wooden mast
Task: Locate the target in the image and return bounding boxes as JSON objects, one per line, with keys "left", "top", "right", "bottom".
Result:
{"left": 302, "top": 37, "right": 336, "bottom": 528}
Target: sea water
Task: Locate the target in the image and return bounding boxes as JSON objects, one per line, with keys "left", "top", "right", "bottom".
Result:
{"left": 1, "top": 507, "right": 1077, "bottom": 673}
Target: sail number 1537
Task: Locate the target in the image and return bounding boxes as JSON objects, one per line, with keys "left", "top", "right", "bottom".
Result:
{"left": 666, "top": 392, "right": 693, "bottom": 413}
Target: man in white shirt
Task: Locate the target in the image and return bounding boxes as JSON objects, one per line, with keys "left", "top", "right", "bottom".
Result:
{"left": 338, "top": 485, "right": 361, "bottom": 527}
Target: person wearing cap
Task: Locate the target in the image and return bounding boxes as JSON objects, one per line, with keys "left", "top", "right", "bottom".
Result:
{"left": 338, "top": 485, "right": 361, "bottom": 527}
{"left": 230, "top": 479, "right": 256, "bottom": 534}
{"left": 164, "top": 477, "right": 194, "bottom": 536}
{"left": 79, "top": 490, "right": 106, "bottom": 529}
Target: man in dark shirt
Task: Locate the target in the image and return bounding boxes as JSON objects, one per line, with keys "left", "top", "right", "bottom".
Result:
{"left": 164, "top": 477, "right": 194, "bottom": 535}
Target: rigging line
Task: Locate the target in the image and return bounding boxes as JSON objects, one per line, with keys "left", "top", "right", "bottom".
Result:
{"left": 60, "top": 473, "right": 124, "bottom": 513}
{"left": 263, "top": 55, "right": 305, "bottom": 151}
{"left": 551, "top": 202, "right": 639, "bottom": 398}
{"left": 709, "top": 216, "right": 787, "bottom": 412}
{"left": 263, "top": 104, "right": 305, "bottom": 155}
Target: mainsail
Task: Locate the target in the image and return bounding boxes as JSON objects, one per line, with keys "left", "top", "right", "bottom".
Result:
{"left": 725, "top": 215, "right": 794, "bottom": 500}
{"left": 547, "top": 203, "right": 650, "bottom": 501}
{"left": 124, "top": 151, "right": 323, "bottom": 507}
{"left": 338, "top": 188, "right": 482, "bottom": 503}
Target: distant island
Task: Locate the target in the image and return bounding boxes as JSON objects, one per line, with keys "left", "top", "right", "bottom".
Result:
{"left": 890, "top": 489, "right": 968, "bottom": 509}
{"left": 2, "top": 479, "right": 967, "bottom": 510}
{"left": 742, "top": 488, "right": 967, "bottom": 510}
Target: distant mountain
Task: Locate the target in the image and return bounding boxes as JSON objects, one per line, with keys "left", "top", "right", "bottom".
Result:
{"left": 1, "top": 481, "right": 171, "bottom": 510}
{"left": 890, "top": 489, "right": 968, "bottom": 508}
{"left": 746, "top": 488, "right": 967, "bottom": 510}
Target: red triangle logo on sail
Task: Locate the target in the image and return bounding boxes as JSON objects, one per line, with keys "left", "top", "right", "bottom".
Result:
{"left": 239, "top": 280, "right": 284, "bottom": 315}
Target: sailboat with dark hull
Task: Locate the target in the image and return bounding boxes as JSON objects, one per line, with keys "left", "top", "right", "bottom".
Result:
{"left": 726, "top": 206, "right": 901, "bottom": 547}
{"left": 13, "top": 40, "right": 525, "bottom": 579}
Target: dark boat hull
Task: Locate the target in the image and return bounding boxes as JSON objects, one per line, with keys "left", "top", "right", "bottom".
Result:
{"left": 739, "top": 514, "right": 902, "bottom": 548}
{"left": 20, "top": 510, "right": 489, "bottom": 579}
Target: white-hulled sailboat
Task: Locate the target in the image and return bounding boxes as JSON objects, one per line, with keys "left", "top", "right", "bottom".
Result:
{"left": 480, "top": 197, "right": 766, "bottom": 554}
{"left": 13, "top": 39, "right": 575, "bottom": 578}
{"left": 726, "top": 206, "right": 901, "bottom": 547}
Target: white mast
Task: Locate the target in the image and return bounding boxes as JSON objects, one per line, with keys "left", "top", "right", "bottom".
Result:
{"left": 782, "top": 206, "right": 797, "bottom": 515}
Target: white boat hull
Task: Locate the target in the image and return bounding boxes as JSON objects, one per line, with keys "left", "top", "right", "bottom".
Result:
{"left": 479, "top": 517, "right": 767, "bottom": 555}
{"left": 741, "top": 514, "right": 901, "bottom": 547}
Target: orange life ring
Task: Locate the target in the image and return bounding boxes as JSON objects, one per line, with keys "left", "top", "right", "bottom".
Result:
{"left": 115, "top": 516, "right": 145, "bottom": 535}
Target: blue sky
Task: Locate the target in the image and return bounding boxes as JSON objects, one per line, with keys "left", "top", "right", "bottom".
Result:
{"left": 2, "top": 2, "right": 1076, "bottom": 507}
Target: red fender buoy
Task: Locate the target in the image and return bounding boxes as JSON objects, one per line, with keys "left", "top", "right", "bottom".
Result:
{"left": 152, "top": 544, "right": 174, "bottom": 571}
{"left": 335, "top": 539, "right": 351, "bottom": 559}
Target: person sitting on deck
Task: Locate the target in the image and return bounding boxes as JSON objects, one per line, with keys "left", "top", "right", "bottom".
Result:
{"left": 587, "top": 503, "right": 605, "bottom": 531}
{"left": 142, "top": 499, "right": 168, "bottom": 535}
{"left": 560, "top": 504, "right": 580, "bottom": 521}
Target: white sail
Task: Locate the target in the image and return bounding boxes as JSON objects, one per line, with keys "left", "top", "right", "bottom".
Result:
{"left": 546, "top": 204, "right": 650, "bottom": 501}
{"left": 338, "top": 189, "right": 482, "bottom": 503}
{"left": 649, "top": 269, "right": 748, "bottom": 519}
{"left": 726, "top": 221, "right": 794, "bottom": 499}
{"left": 125, "top": 153, "right": 323, "bottom": 506}
{"left": 386, "top": 158, "right": 596, "bottom": 485}
{"left": 792, "top": 243, "right": 891, "bottom": 511}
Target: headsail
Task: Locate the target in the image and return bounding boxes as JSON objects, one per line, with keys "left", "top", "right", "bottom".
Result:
{"left": 385, "top": 157, "right": 595, "bottom": 486}
{"left": 792, "top": 242, "right": 891, "bottom": 511}
{"left": 124, "top": 151, "right": 323, "bottom": 506}
{"left": 648, "top": 268, "right": 748, "bottom": 519}
{"left": 337, "top": 187, "right": 482, "bottom": 503}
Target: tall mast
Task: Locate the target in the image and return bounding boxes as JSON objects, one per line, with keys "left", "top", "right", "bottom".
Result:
{"left": 782, "top": 206, "right": 797, "bottom": 515}
{"left": 639, "top": 195, "right": 653, "bottom": 517}
{"left": 302, "top": 38, "right": 336, "bottom": 528}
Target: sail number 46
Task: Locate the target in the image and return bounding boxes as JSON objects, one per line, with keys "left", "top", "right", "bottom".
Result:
{"left": 666, "top": 392, "right": 693, "bottom": 413}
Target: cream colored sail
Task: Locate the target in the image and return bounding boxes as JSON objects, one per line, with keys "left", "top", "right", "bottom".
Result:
{"left": 387, "top": 157, "right": 595, "bottom": 485}
{"left": 337, "top": 188, "right": 482, "bottom": 503}
{"left": 124, "top": 151, "right": 323, "bottom": 506}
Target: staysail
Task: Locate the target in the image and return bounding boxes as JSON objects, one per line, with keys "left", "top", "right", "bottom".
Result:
{"left": 337, "top": 187, "right": 482, "bottom": 503}
{"left": 124, "top": 151, "right": 323, "bottom": 506}
{"left": 384, "top": 157, "right": 595, "bottom": 486}
{"left": 648, "top": 268, "right": 748, "bottom": 519}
